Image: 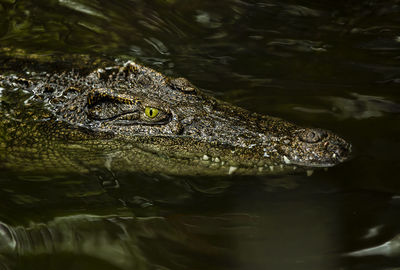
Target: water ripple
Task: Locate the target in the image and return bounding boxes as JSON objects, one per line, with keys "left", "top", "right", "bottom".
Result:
{"left": 58, "top": 0, "right": 108, "bottom": 19}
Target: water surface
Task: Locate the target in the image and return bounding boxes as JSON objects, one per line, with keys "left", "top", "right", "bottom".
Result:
{"left": 0, "top": 0, "right": 400, "bottom": 269}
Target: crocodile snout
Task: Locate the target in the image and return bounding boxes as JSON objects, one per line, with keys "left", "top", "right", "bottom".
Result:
{"left": 279, "top": 127, "right": 352, "bottom": 168}
{"left": 325, "top": 138, "right": 352, "bottom": 162}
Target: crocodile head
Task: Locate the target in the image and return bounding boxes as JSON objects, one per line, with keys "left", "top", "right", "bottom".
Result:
{"left": 39, "top": 61, "right": 351, "bottom": 176}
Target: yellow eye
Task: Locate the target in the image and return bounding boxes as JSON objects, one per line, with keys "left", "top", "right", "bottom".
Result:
{"left": 145, "top": 107, "right": 159, "bottom": 118}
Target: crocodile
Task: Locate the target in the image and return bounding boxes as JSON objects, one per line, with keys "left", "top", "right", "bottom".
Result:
{"left": 0, "top": 51, "right": 351, "bottom": 176}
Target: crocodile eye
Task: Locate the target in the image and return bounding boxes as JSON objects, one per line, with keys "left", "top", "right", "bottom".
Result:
{"left": 145, "top": 107, "right": 159, "bottom": 118}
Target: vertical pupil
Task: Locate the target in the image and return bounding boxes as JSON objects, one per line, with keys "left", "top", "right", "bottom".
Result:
{"left": 149, "top": 109, "right": 153, "bottom": 116}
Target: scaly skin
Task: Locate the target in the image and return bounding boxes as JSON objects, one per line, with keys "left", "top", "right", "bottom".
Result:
{"left": 0, "top": 53, "right": 351, "bottom": 176}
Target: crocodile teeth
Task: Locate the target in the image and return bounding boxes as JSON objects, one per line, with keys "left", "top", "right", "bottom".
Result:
{"left": 306, "top": 170, "right": 314, "bottom": 177}
{"left": 283, "top": 156, "right": 291, "bottom": 164}
{"left": 269, "top": 166, "right": 274, "bottom": 171}
{"left": 228, "top": 166, "right": 238, "bottom": 175}
{"left": 202, "top": 155, "right": 223, "bottom": 163}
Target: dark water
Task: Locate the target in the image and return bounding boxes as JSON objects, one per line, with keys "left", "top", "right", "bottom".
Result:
{"left": 1, "top": 0, "right": 400, "bottom": 269}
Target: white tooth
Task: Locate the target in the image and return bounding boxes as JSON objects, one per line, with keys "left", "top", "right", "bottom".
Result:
{"left": 332, "top": 153, "right": 337, "bottom": 159}
{"left": 215, "top": 157, "right": 220, "bottom": 163}
{"left": 228, "top": 166, "right": 238, "bottom": 175}
{"left": 306, "top": 170, "right": 314, "bottom": 177}
{"left": 293, "top": 166, "right": 297, "bottom": 170}
{"left": 211, "top": 157, "right": 215, "bottom": 162}
{"left": 104, "top": 154, "right": 113, "bottom": 171}
{"left": 269, "top": 166, "right": 274, "bottom": 171}
{"left": 258, "top": 167, "right": 263, "bottom": 172}
{"left": 203, "top": 154, "right": 209, "bottom": 161}
{"left": 280, "top": 164, "right": 283, "bottom": 169}
{"left": 221, "top": 161, "right": 225, "bottom": 166}
{"left": 283, "top": 156, "right": 291, "bottom": 164}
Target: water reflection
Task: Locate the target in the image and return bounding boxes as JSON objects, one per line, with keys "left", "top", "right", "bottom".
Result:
{"left": 294, "top": 93, "right": 400, "bottom": 120}
{"left": 58, "top": 0, "right": 108, "bottom": 19}
{"left": 2, "top": 188, "right": 400, "bottom": 270}
{"left": 0, "top": 207, "right": 336, "bottom": 270}
{"left": 345, "top": 234, "right": 400, "bottom": 257}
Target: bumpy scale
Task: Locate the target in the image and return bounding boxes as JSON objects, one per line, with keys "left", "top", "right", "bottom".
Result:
{"left": 0, "top": 53, "right": 351, "bottom": 176}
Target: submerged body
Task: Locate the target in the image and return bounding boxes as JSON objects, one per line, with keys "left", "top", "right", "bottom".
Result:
{"left": 0, "top": 51, "right": 351, "bottom": 176}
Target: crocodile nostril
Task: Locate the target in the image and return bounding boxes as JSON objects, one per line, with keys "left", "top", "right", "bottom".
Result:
{"left": 326, "top": 142, "right": 351, "bottom": 160}
{"left": 299, "top": 129, "right": 327, "bottom": 143}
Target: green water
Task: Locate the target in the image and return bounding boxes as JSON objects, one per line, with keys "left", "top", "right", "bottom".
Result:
{"left": 1, "top": 0, "right": 400, "bottom": 269}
